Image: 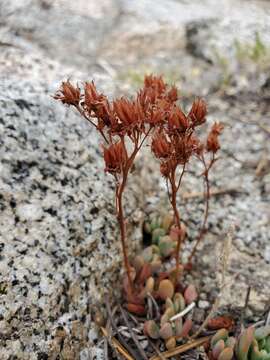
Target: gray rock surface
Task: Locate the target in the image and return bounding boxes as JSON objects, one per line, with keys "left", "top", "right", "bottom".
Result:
{"left": 0, "top": 48, "right": 143, "bottom": 359}
{"left": 0, "top": 0, "right": 270, "bottom": 359}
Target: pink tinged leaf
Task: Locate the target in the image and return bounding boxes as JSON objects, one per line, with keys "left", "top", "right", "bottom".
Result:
{"left": 180, "top": 318, "right": 193, "bottom": 338}
{"left": 184, "top": 284, "right": 198, "bottom": 304}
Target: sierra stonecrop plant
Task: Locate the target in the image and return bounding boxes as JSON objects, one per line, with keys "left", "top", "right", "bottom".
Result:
{"left": 237, "top": 326, "right": 270, "bottom": 360}
{"left": 143, "top": 283, "right": 197, "bottom": 350}
{"left": 210, "top": 329, "right": 236, "bottom": 360}
{"left": 54, "top": 75, "right": 223, "bottom": 294}
{"left": 209, "top": 326, "right": 270, "bottom": 360}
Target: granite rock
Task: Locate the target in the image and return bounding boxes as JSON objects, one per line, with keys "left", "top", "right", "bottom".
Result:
{"left": 0, "top": 47, "right": 143, "bottom": 359}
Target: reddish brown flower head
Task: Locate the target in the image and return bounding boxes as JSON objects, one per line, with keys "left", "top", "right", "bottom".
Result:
{"left": 103, "top": 141, "right": 127, "bottom": 174}
{"left": 168, "top": 107, "right": 189, "bottom": 133}
{"left": 54, "top": 81, "right": 80, "bottom": 106}
{"left": 147, "top": 107, "right": 164, "bottom": 125}
{"left": 83, "top": 82, "right": 111, "bottom": 128}
{"left": 167, "top": 85, "right": 178, "bottom": 103}
{"left": 188, "top": 98, "right": 207, "bottom": 126}
{"left": 160, "top": 158, "right": 177, "bottom": 178}
{"left": 113, "top": 98, "right": 139, "bottom": 129}
{"left": 172, "top": 134, "right": 199, "bottom": 164}
{"left": 144, "top": 74, "right": 167, "bottom": 95}
{"left": 151, "top": 133, "right": 171, "bottom": 159}
{"left": 206, "top": 122, "right": 224, "bottom": 153}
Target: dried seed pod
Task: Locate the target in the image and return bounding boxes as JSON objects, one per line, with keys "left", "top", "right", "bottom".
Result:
{"left": 184, "top": 284, "right": 198, "bottom": 304}
{"left": 144, "top": 320, "right": 160, "bottom": 339}
{"left": 158, "top": 279, "right": 174, "bottom": 300}
{"left": 160, "top": 322, "right": 173, "bottom": 340}
{"left": 166, "top": 336, "right": 176, "bottom": 350}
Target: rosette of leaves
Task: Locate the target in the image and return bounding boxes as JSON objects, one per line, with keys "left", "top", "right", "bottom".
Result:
{"left": 210, "top": 329, "right": 236, "bottom": 360}
{"left": 143, "top": 213, "right": 186, "bottom": 260}
{"left": 143, "top": 284, "right": 197, "bottom": 350}
{"left": 236, "top": 326, "right": 270, "bottom": 360}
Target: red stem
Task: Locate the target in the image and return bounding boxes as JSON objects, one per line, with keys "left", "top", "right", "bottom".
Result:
{"left": 169, "top": 164, "right": 186, "bottom": 285}
{"left": 115, "top": 128, "right": 152, "bottom": 291}
{"left": 188, "top": 154, "right": 214, "bottom": 263}
{"left": 116, "top": 177, "right": 133, "bottom": 290}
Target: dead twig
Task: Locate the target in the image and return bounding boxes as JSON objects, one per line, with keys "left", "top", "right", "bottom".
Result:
{"left": 181, "top": 187, "right": 243, "bottom": 200}
{"left": 120, "top": 306, "right": 148, "bottom": 360}
{"left": 149, "top": 337, "right": 210, "bottom": 360}
{"left": 101, "top": 326, "right": 134, "bottom": 360}
{"left": 105, "top": 299, "right": 137, "bottom": 359}
{"left": 240, "top": 286, "right": 251, "bottom": 326}
{"left": 149, "top": 340, "right": 167, "bottom": 360}
{"left": 192, "top": 225, "right": 234, "bottom": 339}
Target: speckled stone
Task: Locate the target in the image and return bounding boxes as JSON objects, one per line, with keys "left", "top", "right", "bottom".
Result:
{"left": 0, "top": 47, "right": 143, "bottom": 359}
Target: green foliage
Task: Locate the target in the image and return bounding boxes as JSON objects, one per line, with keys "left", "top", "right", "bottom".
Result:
{"left": 234, "top": 32, "right": 268, "bottom": 64}
{"left": 210, "top": 329, "right": 235, "bottom": 360}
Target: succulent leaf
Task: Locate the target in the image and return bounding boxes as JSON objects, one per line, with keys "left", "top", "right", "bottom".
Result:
{"left": 152, "top": 228, "right": 166, "bottom": 244}
{"left": 218, "top": 348, "right": 234, "bottom": 360}
{"left": 212, "top": 340, "right": 225, "bottom": 358}
{"left": 144, "top": 320, "right": 160, "bottom": 339}
{"left": 158, "top": 279, "right": 174, "bottom": 300}
{"left": 162, "top": 213, "right": 174, "bottom": 232}
{"left": 159, "top": 236, "right": 175, "bottom": 257}
{"left": 174, "top": 292, "right": 186, "bottom": 312}
{"left": 174, "top": 318, "right": 183, "bottom": 336}
{"left": 211, "top": 329, "right": 229, "bottom": 347}
{"left": 184, "top": 284, "right": 198, "bottom": 304}
{"left": 160, "top": 322, "right": 173, "bottom": 340}
{"left": 180, "top": 318, "right": 193, "bottom": 338}
{"left": 255, "top": 327, "right": 270, "bottom": 341}
{"left": 237, "top": 327, "right": 255, "bottom": 360}
{"left": 165, "top": 336, "right": 176, "bottom": 350}
{"left": 145, "top": 277, "right": 155, "bottom": 294}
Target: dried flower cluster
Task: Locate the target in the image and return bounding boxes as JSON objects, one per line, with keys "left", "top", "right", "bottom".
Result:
{"left": 54, "top": 75, "right": 223, "bottom": 292}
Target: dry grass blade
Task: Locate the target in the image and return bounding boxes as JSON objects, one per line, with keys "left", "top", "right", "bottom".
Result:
{"left": 105, "top": 299, "right": 137, "bottom": 359}
{"left": 120, "top": 306, "right": 148, "bottom": 360}
{"left": 149, "top": 340, "right": 167, "bottom": 360}
{"left": 149, "top": 336, "right": 210, "bottom": 360}
{"left": 181, "top": 187, "right": 242, "bottom": 200}
{"left": 101, "top": 327, "right": 134, "bottom": 360}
